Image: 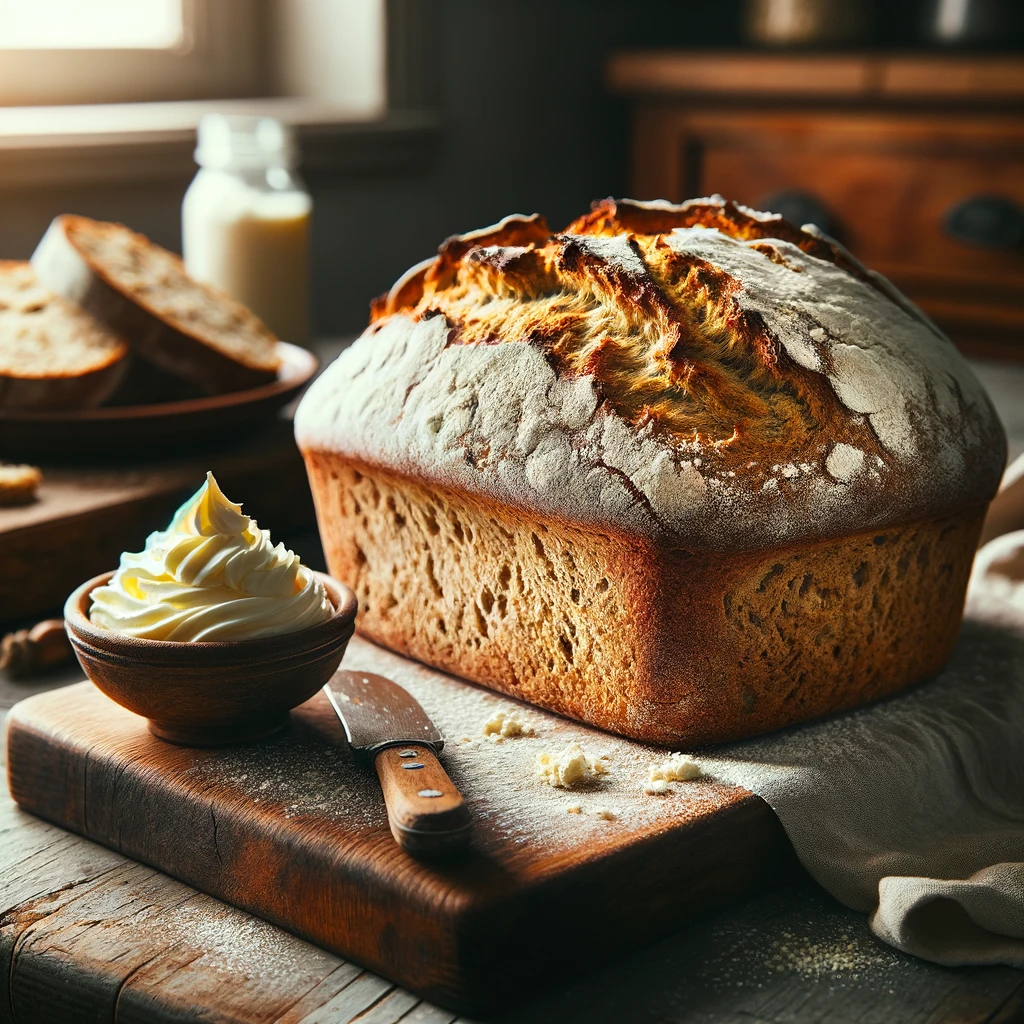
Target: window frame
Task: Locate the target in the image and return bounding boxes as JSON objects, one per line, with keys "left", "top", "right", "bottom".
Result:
{"left": 0, "top": 0, "right": 430, "bottom": 190}
{"left": 0, "top": 0, "right": 274, "bottom": 108}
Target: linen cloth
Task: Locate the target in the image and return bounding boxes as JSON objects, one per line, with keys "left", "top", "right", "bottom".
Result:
{"left": 698, "top": 529, "right": 1024, "bottom": 967}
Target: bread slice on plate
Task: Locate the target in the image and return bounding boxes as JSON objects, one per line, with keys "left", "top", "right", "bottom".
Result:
{"left": 0, "top": 260, "right": 129, "bottom": 411}
{"left": 0, "top": 463, "right": 41, "bottom": 505}
{"left": 31, "top": 216, "right": 281, "bottom": 395}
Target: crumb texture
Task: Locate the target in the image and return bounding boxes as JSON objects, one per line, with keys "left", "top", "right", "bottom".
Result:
{"left": 710, "top": 512, "right": 983, "bottom": 737}
{"left": 537, "top": 742, "right": 610, "bottom": 788}
{"left": 482, "top": 711, "right": 533, "bottom": 742}
{"left": 296, "top": 196, "right": 1004, "bottom": 548}
{"left": 308, "top": 456, "right": 985, "bottom": 745}
{"left": 309, "top": 457, "right": 652, "bottom": 731}
{"left": 62, "top": 216, "right": 280, "bottom": 373}
{"left": 650, "top": 753, "right": 702, "bottom": 783}
{"left": 0, "top": 260, "right": 128, "bottom": 409}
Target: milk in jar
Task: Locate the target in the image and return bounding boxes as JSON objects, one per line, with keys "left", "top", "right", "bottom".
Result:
{"left": 183, "top": 115, "right": 311, "bottom": 344}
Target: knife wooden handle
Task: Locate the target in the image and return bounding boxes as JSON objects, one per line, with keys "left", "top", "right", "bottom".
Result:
{"left": 373, "top": 744, "right": 471, "bottom": 858}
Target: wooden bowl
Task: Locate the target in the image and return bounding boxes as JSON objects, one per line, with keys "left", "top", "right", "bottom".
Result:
{"left": 63, "top": 571, "right": 358, "bottom": 746}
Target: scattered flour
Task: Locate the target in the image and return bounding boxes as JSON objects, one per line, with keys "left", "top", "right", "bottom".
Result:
{"left": 824, "top": 443, "right": 865, "bottom": 484}
{"left": 565, "top": 231, "right": 647, "bottom": 276}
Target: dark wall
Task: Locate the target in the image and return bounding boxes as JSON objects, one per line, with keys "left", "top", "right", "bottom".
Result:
{"left": 308, "top": 0, "right": 744, "bottom": 334}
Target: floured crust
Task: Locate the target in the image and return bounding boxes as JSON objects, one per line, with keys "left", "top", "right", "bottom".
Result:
{"left": 296, "top": 197, "right": 1005, "bottom": 549}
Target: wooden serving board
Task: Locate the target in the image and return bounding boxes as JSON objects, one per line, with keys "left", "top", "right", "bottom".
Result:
{"left": 5, "top": 636, "right": 795, "bottom": 1013}
{"left": 0, "top": 419, "right": 315, "bottom": 625}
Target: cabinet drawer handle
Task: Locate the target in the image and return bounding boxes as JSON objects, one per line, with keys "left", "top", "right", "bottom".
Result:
{"left": 944, "top": 196, "right": 1024, "bottom": 250}
{"left": 759, "top": 190, "right": 834, "bottom": 235}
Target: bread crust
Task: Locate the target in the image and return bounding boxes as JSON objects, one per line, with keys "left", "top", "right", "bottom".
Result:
{"left": 31, "top": 216, "right": 278, "bottom": 395}
{"left": 296, "top": 197, "right": 1005, "bottom": 551}
{"left": 0, "top": 463, "right": 42, "bottom": 506}
{"left": 307, "top": 454, "right": 984, "bottom": 746}
{"left": 0, "top": 260, "right": 129, "bottom": 411}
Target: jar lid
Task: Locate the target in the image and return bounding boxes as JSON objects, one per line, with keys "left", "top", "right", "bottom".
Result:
{"left": 194, "top": 114, "right": 299, "bottom": 170}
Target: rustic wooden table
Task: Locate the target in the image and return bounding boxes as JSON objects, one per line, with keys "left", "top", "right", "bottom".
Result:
{"left": 3, "top": 673, "right": 1023, "bottom": 1024}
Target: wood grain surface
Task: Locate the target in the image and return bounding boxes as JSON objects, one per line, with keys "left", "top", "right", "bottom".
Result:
{"left": 374, "top": 744, "right": 472, "bottom": 858}
{"left": 3, "top": 703, "right": 1023, "bottom": 1024}
{"left": 607, "top": 52, "right": 1024, "bottom": 101}
{"left": 6, "top": 649, "right": 794, "bottom": 1012}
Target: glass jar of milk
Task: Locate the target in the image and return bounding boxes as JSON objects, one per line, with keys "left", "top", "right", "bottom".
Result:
{"left": 183, "top": 114, "right": 311, "bottom": 345}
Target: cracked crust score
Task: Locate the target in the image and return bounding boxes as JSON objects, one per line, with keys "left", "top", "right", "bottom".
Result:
{"left": 295, "top": 197, "right": 1005, "bottom": 549}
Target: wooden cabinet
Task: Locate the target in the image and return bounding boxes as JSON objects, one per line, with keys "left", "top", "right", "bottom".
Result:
{"left": 609, "top": 53, "right": 1024, "bottom": 359}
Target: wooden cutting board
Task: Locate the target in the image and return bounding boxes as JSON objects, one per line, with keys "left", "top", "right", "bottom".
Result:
{"left": 5, "top": 636, "right": 795, "bottom": 1013}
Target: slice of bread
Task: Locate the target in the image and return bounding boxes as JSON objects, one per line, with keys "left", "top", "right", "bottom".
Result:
{"left": 0, "top": 261, "right": 129, "bottom": 411}
{"left": 0, "top": 463, "right": 41, "bottom": 505}
{"left": 31, "top": 216, "right": 281, "bottom": 395}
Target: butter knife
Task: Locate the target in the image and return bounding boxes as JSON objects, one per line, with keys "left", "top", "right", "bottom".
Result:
{"left": 324, "top": 670, "right": 471, "bottom": 858}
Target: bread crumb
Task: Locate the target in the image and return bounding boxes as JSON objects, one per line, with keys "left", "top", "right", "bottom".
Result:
{"left": 566, "top": 804, "right": 583, "bottom": 814}
{"left": 0, "top": 464, "right": 41, "bottom": 506}
{"left": 644, "top": 779, "right": 669, "bottom": 796}
{"left": 537, "top": 743, "right": 609, "bottom": 788}
{"left": 482, "top": 711, "right": 534, "bottom": 743}
{"left": 593, "top": 807, "right": 619, "bottom": 821}
{"left": 649, "top": 753, "right": 702, "bottom": 784}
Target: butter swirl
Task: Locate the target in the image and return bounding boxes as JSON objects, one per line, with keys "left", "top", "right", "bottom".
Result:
{"left": 89, "top": 472, "right": 332, "bottom": 641}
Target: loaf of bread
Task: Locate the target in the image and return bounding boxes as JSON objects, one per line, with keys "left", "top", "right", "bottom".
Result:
{"left": 0, "top": 260, "right": 129, "bottom": 411}
{"left": 31, "top": 216, "right": 280, "bottom": 395}
{"left": 295, "top": 197, "right": 1006, "bottom": 746}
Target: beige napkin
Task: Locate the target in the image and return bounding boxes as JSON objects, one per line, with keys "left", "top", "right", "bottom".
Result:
{"left": 697, "top": 529, "right": 1024, "bottom": 968}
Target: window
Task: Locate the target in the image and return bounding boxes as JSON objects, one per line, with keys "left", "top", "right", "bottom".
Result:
{"left": 0, "top": 0, "right": 185, "bottom": 50}
{"left": 0, "top": 1, "right": 405, "bottom": 191}
{"left": 0, "top": 0, "right": 265, "bottom": 107}
{"left": 0, "top": 0, "right": 385, "bottom": 116}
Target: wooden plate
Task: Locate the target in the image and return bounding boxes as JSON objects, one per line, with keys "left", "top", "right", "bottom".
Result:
{"left": 0, "top": 342, "right": 317, "bottom": 463}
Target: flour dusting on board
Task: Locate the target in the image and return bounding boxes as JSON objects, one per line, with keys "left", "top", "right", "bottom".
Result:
{"left": 340, "top": 637, "right": 721, "bottom": 850}
{"left": 184, "top": 636, "right": 722, "bottom": 853}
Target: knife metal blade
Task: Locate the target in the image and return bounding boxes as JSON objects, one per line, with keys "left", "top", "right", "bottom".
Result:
{"left": 324, "top": 670, "right": 443, "bottom": 757}
{"left": 323, "top": 669, "right": 470, "bottom": 858}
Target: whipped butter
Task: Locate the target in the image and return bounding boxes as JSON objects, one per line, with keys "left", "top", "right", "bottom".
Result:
{"left": 89, "top": 472, "right": 332, "bottom": 641}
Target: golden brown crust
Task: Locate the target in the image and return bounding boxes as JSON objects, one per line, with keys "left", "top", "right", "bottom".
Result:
{"left": 298, "top": 197, "right": 1002, "bottom": 743}
{"left": 0, "top": 463, "right": 42, "bottom": 506}
{"left": 347, "top": 196, "right": 1004, "bottom": 532}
